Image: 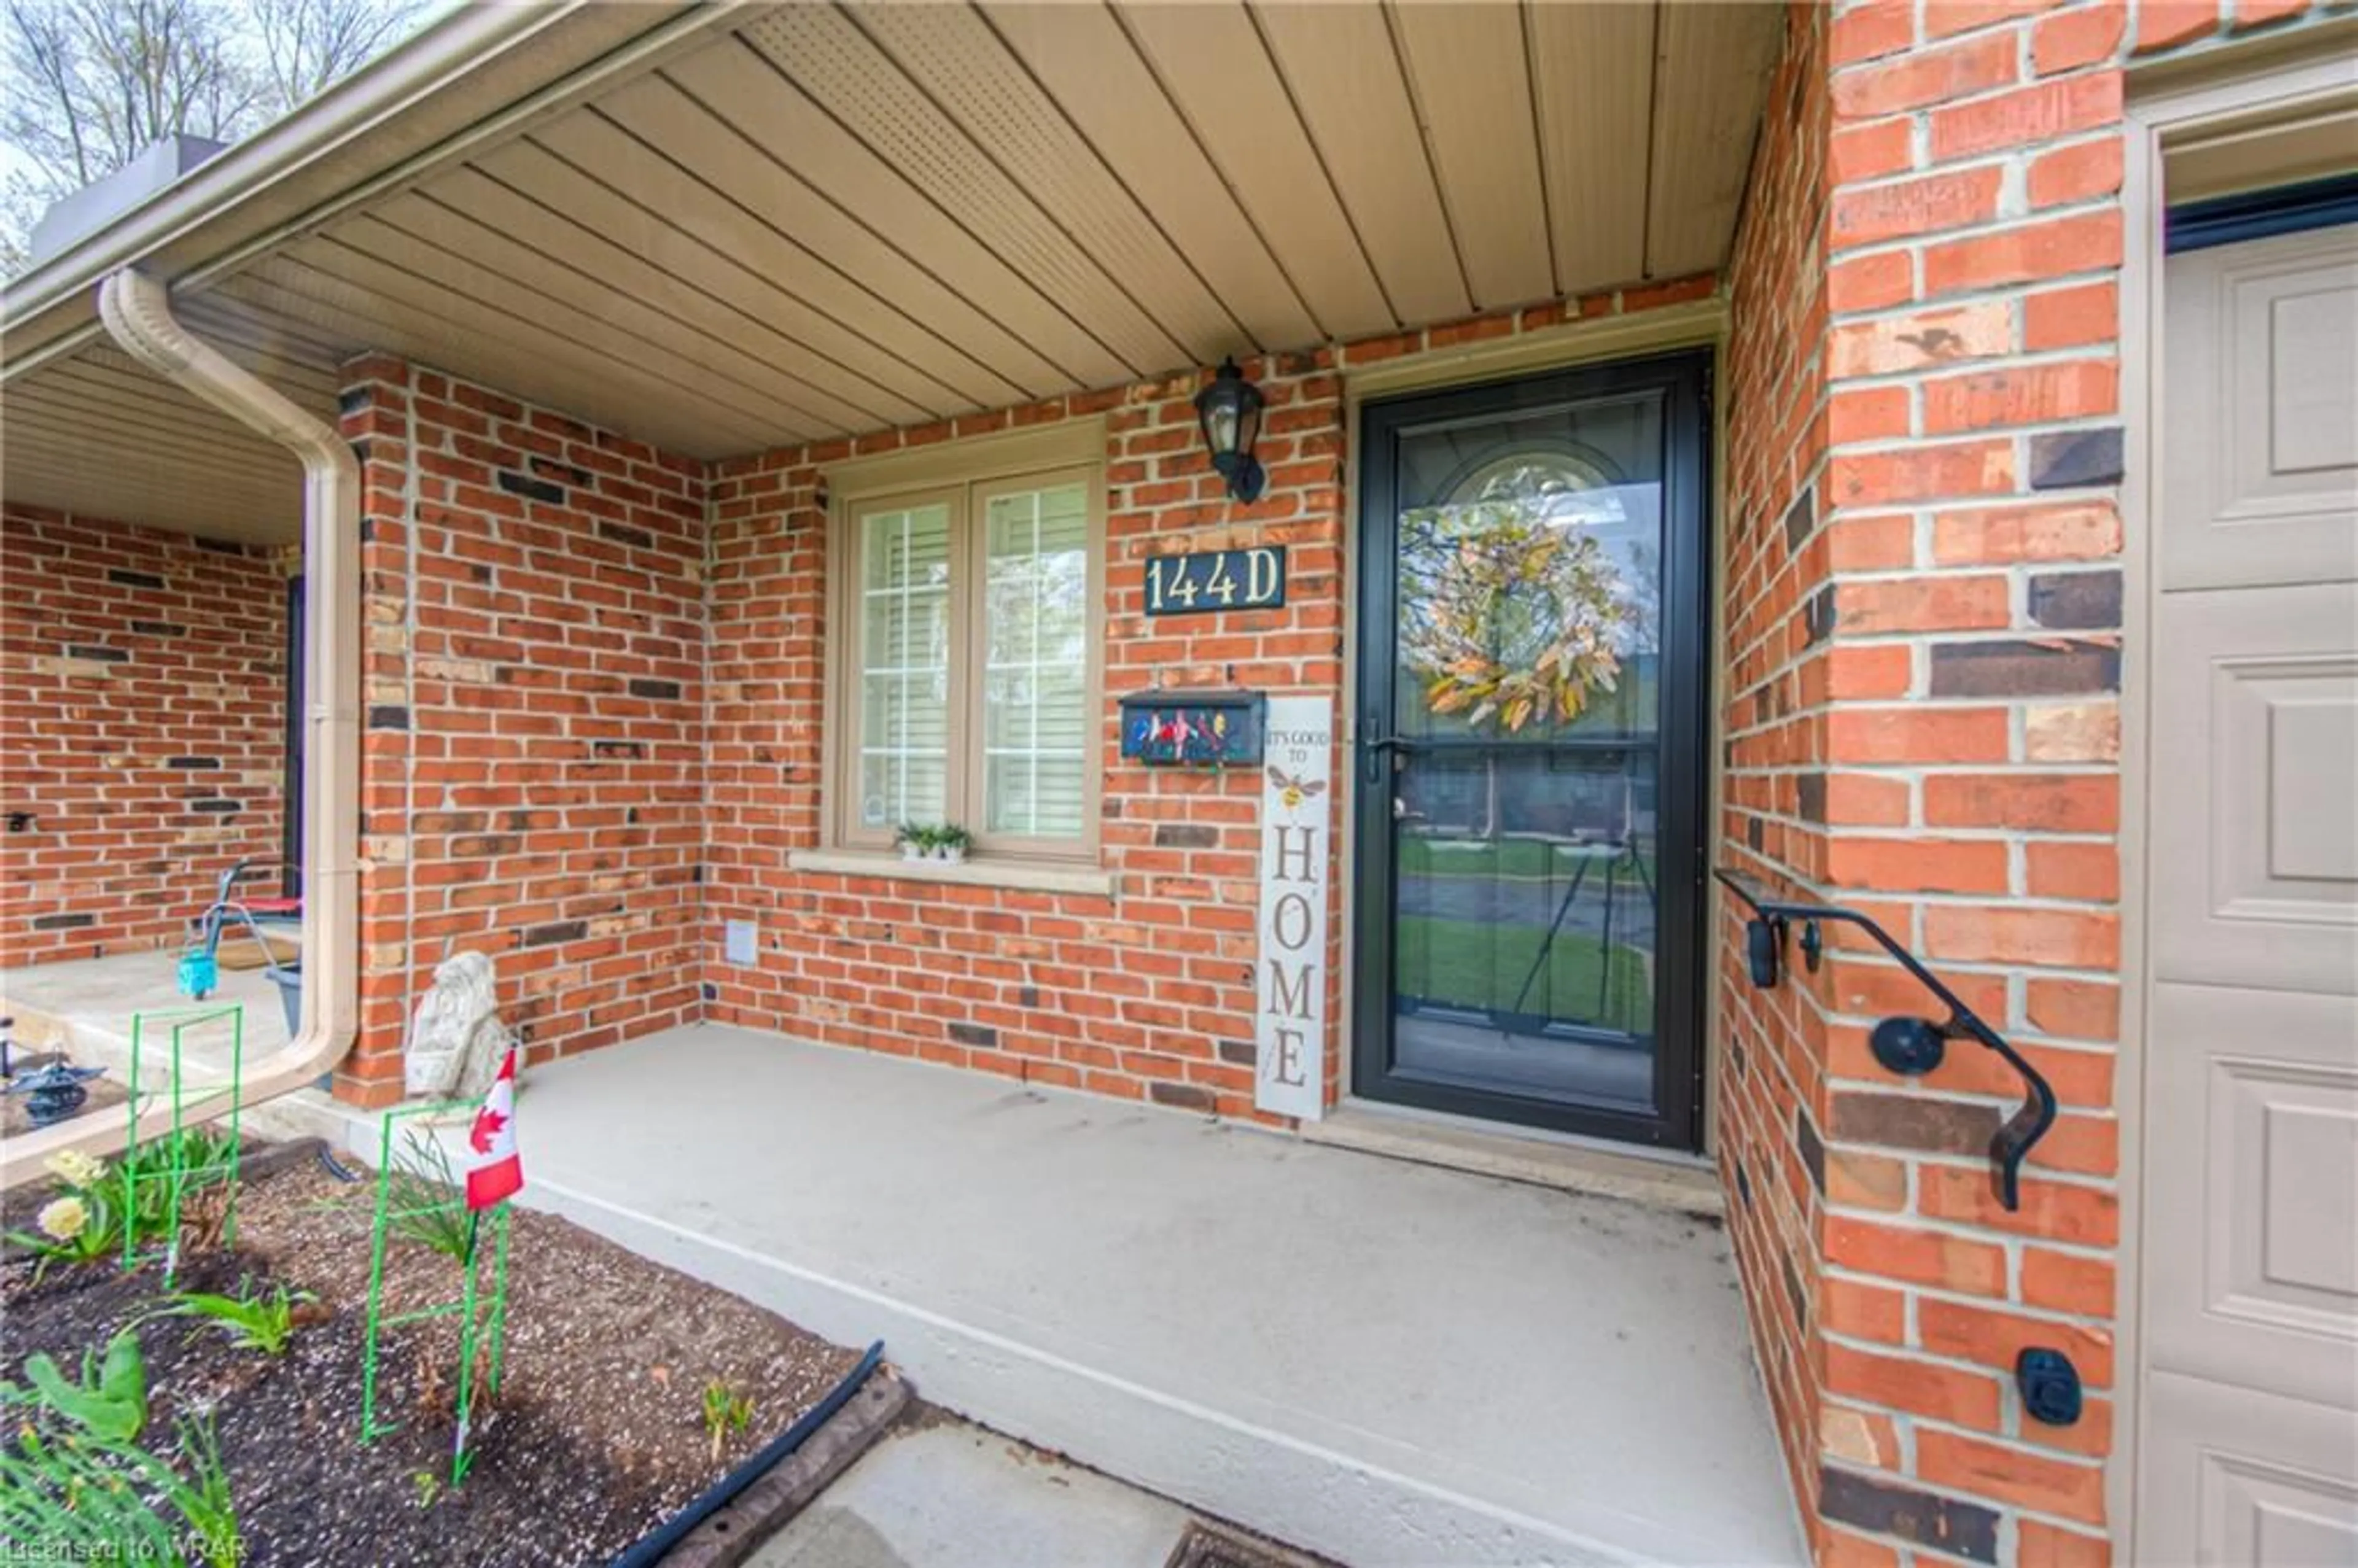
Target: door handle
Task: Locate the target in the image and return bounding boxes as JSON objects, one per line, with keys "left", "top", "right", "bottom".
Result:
{"left": 1359, "top": 735, "right": 1413, "bottom": 783}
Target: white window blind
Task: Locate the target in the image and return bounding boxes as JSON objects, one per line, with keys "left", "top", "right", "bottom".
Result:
{"left": 836, "top": 463, "right": 1099, "bottom": 858}
{"left": 982, "top": 482, "right": 1090, "bottom": 838}
{"left": 856, "top": 500, "right": 951, "bottom": 829}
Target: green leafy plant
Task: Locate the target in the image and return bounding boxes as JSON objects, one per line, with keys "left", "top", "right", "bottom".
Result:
{"left": 0, "top": 1410, "right": 239, "bottom": 1567}
{"left": 384, "top": 1129, "right": 473, "bottom": 1262}
{"left": 410, "top": 1469, "right": 443, "bottom": 1510}
{"left": 0, "top": 1332, "right": 238, "bottom": 1564}
{"left": 893, "top": 822, "right": 970, "bottom": 860}
{"left": 0, "top": 1328, "right": 148, "bottom": 1443}
{"left": 701, "top": 1378, "right": 755, "bottom": 1461}
{"left": 7, "top": 1147, "right": 127, "bottom": 1277}
{"left": 119, "top": 1124, "right": 240, "bottom": 1253}
{"left": 154, "top": 1279, "right": 319, "bottom": 1356}
{"left": 5, "top": 1186, "right": 122, "bottom": 1278}
{"left": 119, "top": 1124, "right": 237, "bottom": 1194}
{"left": 174, "top": 1412, "right": 243, "bottom": 1565}
{"left": 4, "top": 1126, "right": 241, "bottom": 1281}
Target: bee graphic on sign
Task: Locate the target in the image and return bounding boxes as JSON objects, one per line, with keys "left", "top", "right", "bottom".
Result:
{"left": 1266, "top": 765, "right": 1326, "bottom": 812}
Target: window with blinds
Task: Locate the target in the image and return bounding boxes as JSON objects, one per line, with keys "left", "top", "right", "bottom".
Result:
{"left": 835, "top": 464, "right": 1101, "bottom": 859}
{"left": 981, "top": 481, "right": 1091, "bottom": 838}
{"left": 857, "top": 499, "right": 952, "bottom": 829}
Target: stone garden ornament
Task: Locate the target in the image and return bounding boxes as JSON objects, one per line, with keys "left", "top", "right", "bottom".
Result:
{"left": 403, "top": 951, "right": 518, "bottom": 1102}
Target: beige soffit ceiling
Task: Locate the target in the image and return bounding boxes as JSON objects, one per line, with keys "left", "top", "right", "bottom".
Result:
{"left": 0, "top": 339, "right": 311, "bottom": 543}
{"left": 1, "top": 1, "right": 1782, "bottom": 543}
{"left": 0, "top": 2, "right": 720, "bottom": 543}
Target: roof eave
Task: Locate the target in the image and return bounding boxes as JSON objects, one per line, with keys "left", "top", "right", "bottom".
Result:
{"left": 0, "top": 1, "right": 709, "bottom": 378}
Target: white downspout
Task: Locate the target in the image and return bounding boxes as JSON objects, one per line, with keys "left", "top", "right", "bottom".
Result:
{"left": 0, "top": 267, "right": 360, "bottom": 1186}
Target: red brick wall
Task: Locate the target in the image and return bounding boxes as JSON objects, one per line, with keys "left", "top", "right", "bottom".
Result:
{"left": 335, "top": 357, "right": 707, "bottom": 1104}
{"left": 324, "top": 292, "right": 1715, "bottom": 1116}
{"left": 1720, "top": 0, "right": 1836, "bottom": 1544}
{"left": 701, "top": 367, "right": 1342, "bottom": 1118}
{"left": 1, "top": 505, "right": 289, "bottom": 966}
{"left": 1721, "top": 2, "right": 2339, "bottom": 1564}
{"left": 702, "top": 285, "right": 1717, "bottom": 1118}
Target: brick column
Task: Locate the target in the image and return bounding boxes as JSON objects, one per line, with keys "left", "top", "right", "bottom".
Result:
{"left": 342, "top": 354, "right": 417, "bottom": 1106}
{"left": 1810, "top": 1, "right": 2129, "bottom": 1558}
{"left": 1720, "top": 0, "right": 1839, "bottom": 1543}
{"left": 333, "top": 356, "right": 709, "bottom": 1104}
{"left": 1724, "top": 1, "right": 2339, "bottom": 1562}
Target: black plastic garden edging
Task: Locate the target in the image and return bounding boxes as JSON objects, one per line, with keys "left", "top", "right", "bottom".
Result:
{"left": 606, "top": 1338, "right": 887, "bottom": 1568}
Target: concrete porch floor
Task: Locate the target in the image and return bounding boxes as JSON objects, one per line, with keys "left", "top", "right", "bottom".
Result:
{"left": 517, "top": 1024, "right": 1802, "bottom": 1567}
{"left": 2, "top": 948, "right": 292, "bottom": 1086}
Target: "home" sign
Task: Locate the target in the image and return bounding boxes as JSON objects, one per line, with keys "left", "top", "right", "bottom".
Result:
{"left": 1254, "top": 694, "right": 1332, "bottom": 1121}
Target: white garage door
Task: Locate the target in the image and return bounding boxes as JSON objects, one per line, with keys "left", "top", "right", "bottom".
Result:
{"left": 2140, "top": 218, "right": 2358, "bottom": 1562}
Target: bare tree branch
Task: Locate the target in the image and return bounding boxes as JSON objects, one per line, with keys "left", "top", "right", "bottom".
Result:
{"left": 249, "top": 0, "right": 418, "bottom": 109}
{"left": 0, "top": 0, "right": 421, "bottom": 271}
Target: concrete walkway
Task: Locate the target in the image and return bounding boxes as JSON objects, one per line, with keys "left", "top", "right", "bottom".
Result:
{"left": 2, "top": 949, "right": 290, "bottom": 1084}
{"left": 752, "top": 1419, "right": 1197, "bottom": 1568}
{"left": 516, "top": 1024, "right": 1802, "bottom": 1568}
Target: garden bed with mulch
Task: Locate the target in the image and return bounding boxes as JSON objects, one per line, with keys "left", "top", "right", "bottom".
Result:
{"left": 2, "top": 1145, "right": 863, "bottom": 1565}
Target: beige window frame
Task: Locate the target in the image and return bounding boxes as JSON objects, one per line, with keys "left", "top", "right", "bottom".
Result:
{"left": 823, "top": 433, "right": 1105, "bottom": 865}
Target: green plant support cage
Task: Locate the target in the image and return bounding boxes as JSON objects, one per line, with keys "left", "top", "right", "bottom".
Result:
{"left": 358, "top": 1100, "right": 513, "bottom": 1488}
{"left": 122, "top": 1004, "right": 246, "bottom": 1287}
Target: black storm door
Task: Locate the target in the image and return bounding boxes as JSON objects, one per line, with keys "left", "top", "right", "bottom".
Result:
{"left": 1353, "top": 352, "right": 1710, "bottom": 1150}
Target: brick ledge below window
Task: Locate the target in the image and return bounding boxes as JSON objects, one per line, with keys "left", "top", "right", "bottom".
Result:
{"left": 785, "top": 848, "right": 1119, "bottom": 899}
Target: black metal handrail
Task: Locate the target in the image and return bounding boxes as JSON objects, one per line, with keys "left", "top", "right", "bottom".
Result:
{"left": 1714, "top": 867, "right": 2056, "bottom": 1211}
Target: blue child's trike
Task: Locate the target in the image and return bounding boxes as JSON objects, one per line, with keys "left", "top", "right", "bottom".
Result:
{"left": 178, "top": 858, "right": 303, "bottom": 1035}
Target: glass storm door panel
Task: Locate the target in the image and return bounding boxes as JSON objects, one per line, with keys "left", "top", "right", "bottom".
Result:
{"left": 1353, "top": 353, "right": 1709, "bottom": 1149}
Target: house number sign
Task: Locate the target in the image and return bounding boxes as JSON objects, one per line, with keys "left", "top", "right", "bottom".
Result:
{"left": 1254, "top": 694, "right": 1331, "bottom": 1122}
{"left": 1143, "top": 546, "right": 1285, "bottom": 615}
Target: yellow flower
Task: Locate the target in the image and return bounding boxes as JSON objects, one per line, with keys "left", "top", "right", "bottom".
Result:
{"left": 44, "top": 1149, "right": 106, "bottom": 1190}
{"left": 36, "top": 1196, "right": 88, "bottom": 1242}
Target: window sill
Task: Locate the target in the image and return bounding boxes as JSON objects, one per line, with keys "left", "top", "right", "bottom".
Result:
{"left": 786, "top": 848, "right": 1119, "bottom": 899}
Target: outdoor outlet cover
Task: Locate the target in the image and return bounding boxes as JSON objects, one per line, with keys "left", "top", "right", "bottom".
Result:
{"left": 725, "top": 919, "right": 757, "bottom": 966}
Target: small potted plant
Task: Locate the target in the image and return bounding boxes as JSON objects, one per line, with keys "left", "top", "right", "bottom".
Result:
{"left": 896, "top": 822, "right": 932, "bottom": 863}
{"left": 932, "top": 824, "right": 971, "bottom": 864}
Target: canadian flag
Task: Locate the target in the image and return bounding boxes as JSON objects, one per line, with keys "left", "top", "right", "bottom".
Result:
{"left": 464, "top": 1047, "right": 523, "bottom": 1211}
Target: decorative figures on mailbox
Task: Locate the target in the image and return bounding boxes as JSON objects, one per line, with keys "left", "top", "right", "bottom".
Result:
{"left": 1119, "top": 693, "right": 1267, "bottom": 767}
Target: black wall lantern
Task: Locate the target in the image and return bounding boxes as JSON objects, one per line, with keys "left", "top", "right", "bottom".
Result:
{"left": 1194, "top": 357, "right": 1265, "bottom": 503}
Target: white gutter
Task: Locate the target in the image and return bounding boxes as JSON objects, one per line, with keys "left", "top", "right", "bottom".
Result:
{"left": 0, "top": 268, "right": 359, "bottom": 1188}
